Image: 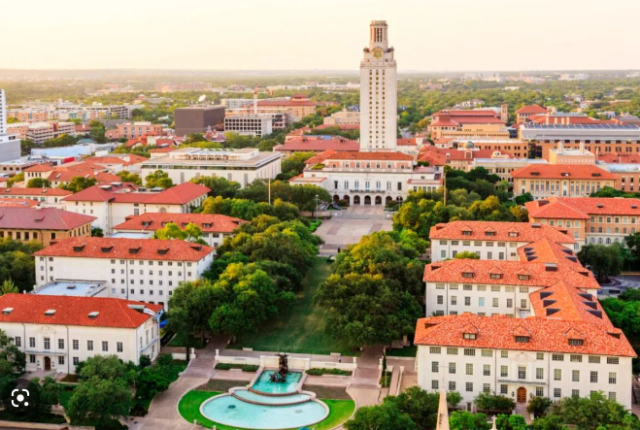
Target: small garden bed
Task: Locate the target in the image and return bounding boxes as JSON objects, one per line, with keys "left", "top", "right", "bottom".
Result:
{"left": 380, "top": 373, "right": 391, "bottom": 388}
{"left": 386, "top": 345, "right": 417, "bottom": 357}
{"left": 306, "top": 367, "right": 352, "bottom": 376}
{"left": 215, "top": 363, "right": 259, "bottom": 372}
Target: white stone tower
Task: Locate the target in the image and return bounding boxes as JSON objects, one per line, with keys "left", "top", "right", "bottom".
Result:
{"left": 0, "top": 89, "right": 6, "bottom": 135}
{"left": 359, "top": 20, "right": 398, "bottom": 152}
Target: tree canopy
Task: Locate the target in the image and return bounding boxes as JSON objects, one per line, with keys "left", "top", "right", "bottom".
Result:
{"left": 144, "top": 170, "right": 173, "bottom": 189}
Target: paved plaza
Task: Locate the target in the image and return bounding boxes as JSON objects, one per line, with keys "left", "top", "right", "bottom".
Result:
{"left": 316, "top": 206, "right": 394, "bottom": 255}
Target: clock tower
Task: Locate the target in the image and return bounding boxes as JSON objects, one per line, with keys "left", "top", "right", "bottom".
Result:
{"left": 360, "top": 20, "right": 397, "bottom": 152}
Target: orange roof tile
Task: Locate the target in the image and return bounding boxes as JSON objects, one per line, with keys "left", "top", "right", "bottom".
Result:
{"left": 0, "top": 294, "right": 162, "bottom": 329}
{"left": 511, "top": 164, "right": 616, "bottom": 180}
{"left": 516, "top": 104, "right": 548, "bottom": 115}
{"left": 0, "top": 188, "right": 73, "bottom": 197}
{"left": 430, "top": 221, "right": 574, "bottom": 244}
{"left": 114, "top": 213, "right": 246, "bottom": 234}
{"left": 0, "top": 207, "right": 95, "bottom": 230}
{"left": 526, "top": 197, "right": 640, "bottom": 219}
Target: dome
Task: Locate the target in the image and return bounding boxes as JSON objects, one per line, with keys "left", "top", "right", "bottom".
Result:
{"left": 463, "top": 141, "right": 475, "bottom": 149}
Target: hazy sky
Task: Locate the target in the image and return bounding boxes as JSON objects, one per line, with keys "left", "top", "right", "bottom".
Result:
{"left": 4, "top": 0, "right": 640, "bottom": 71}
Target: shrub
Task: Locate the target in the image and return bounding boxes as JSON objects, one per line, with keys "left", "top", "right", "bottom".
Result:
{"left": 306, "top": 368, "right": 352, "bottom": 376}
{"left": 474, "top": 392, "right": 515, "bottom": 414}
{"left": 214, "top": 363, "right": 259, "bottom": 372}
{"left": 157, "top": 354, "right": 173, "bottom": 367}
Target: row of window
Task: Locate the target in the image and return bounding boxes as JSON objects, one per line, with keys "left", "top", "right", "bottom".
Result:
{"left": 438, "top": 295, "right": 528, "bottom": 309}
{"left": 17, "top": 336, "right": 124, "bottom": 353}
{"left": 434, "top": 284, "right": 526, "bottom": 292}
{"left": 427, "top": 347, "right": 620, "bottom": 364}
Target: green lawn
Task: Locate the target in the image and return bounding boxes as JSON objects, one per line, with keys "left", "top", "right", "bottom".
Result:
{"left": 230, "top": 257, "right": 358, "bottom": 356}
{"left": 386, "top": 345, "right": 417, "bottom": 357}
{"left": 178, "top": 390, "right": 355, "bottom": 430}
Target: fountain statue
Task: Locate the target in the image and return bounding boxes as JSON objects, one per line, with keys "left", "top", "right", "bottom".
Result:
{"left": 269, "top": 353, "right": 289, "bottom": 383}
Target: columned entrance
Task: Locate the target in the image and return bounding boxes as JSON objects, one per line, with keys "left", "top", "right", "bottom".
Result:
{"left": 364, "top": 195, "right": 372, "bottom": 205}
{"left": 353, "top": 195, "right": 361, "bottom": 205}
{"left": 44, "top": 356, "right": 51, "bottom": 371}
{"left": 516, "top": 387, "right": 526, "bottom": 403}
{"left": 375, "top": 196, "right": 382, "bottom": 205}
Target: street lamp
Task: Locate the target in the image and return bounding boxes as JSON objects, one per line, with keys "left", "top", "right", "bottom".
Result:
{"left": 315, "top": 194, "right": 319, "bottom": 223}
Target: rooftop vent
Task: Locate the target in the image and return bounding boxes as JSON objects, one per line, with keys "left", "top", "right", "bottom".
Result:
{"left": 66, "top": 285, "right": 76, "bottom": 290}
{"left": 73, "top": 245, "right": 86, "bottom": 252}
{"left": 544, "top": 263, "right": 558, "bottom": 272}
{"left": 542, "top": 299, "right": 557, "bottom": 308}
{"left": 88, "top": 311, "right": 99, "bottom": 319}
{"left": 190, "top": 245, "right": 203, "bottom": 252}
{"left": 632, "top": 204, "right": 638, "bottom": 209}
{"left": 597, "top": 203, "right": 604, "bottom": 208}
{"left": 546, "top": 308, "right": 560, "bottom": 317}
{"left": 587, "top": 310, "right": 603, "bottom": 319}
{"left": 129, "top": 247, "right": 141, "bottom": 255}
{"left": 157, "top": 248, "right": 169, "bottom": 255}
{"left": 531, "top": 223, "right": 541, "bottom": 229}
{"left": 2, "top": 307, "right": 13, "bottom": 315}
{"left": 584, "top": 301, "right": 598, "bottom": 310}
{"left": 540, "top": 292, "right": 553, "bottom": 299}
{"left": 101, "top": 246, "right": 113, "bottom": 253}
{"left": 141, "top": 221, "right": 152, "bottom": 227}
{"left": 578, "top": 293, "right": 593, "bottom": 301}
{"left": 44, "top": 309, "right": 56, "bottom": 316}
{"left": 34, "top": 217, "right": 44, "bottom": 222}
{"left": 567, "top": 256, "right": 578, "bottom": 263}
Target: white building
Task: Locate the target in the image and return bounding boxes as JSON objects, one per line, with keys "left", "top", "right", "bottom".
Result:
{"left": 359, "top": 21, "right": 397, "bottom": 152}
{"left": 0, "top": 187, "right": 73, "bottom": 207}
{"left": 224, "top": 115, "right": 273, "bottom": 137}
{"left": 0, "top": 89, "right": 21, "bottom": 163}
{"left": 34, "top": 236, "right": 214, "bottom": 309}
{"left": 62, "top": 182, "right": 210, "bottom": 234}
{"left": 324, "top": 109, "right": 360, "bottom": 126}
{"left": 140, "top": 148, "right": 281, "bottom": 187}
{"left": 112, "top": 212, "right": 247, "bottom": 248}
{"left": 0, "top": 293, "right": 162, "bottom": 373}
{"left": 430, "top": 221, "right": 576, "bottom": 262}
{"left": 415, "top": 314, "right": 634, "bottom": 410}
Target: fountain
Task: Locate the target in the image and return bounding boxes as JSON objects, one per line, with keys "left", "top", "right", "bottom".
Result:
{"left": 269, "top": 353, "right": 289, "bottom": 383}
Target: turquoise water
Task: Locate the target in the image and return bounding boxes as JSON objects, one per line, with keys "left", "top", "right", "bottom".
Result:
{"left": 251, "top": 371, "right": 302, "bottom": 394}
{"left": 201, "top": 395, "right": 327, "bottom": 429}
{"left": 233, "top": 389, "right": 311, "bottom": 405}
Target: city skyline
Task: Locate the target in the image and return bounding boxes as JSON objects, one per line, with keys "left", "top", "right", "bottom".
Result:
{"left": 3, "top": 0, "right": 640, "bottom": 72}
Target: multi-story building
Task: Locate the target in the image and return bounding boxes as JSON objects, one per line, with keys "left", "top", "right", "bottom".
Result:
{"left": 0, "top": 157, "right": 53, "bottom": 176}
{"left": 224, "top": 115, "right": 274, "bottom": 137}
{"left": 253, "top": 95, "right": 317, "bottom": 124}
{"left": 0, "top": 207, "right": 95, "bottom": 247}
{"left": 515, "top": 104, "right": 548, "bottom": 124}
{"left": 8, "top": 103, "right": 130, "bottom": 123}
{"left": 34, "top": 237, "right": 214, "bottom": 308}
{"left": 62, "top": 182, "right": 210, "bottom": 234}
{"left": 417, "top": 234, "right": 635, "bottom": 409}
{"left": 472, "top": 158, "right": 549, "bottom": 184}
{"left": 275, "top": 136, "right": 359, "bottom": 158}
{"left": 106, "top": 122, "right": 164, "bottom": 140}
{"left": 511, "top": 164, "right": 617, "bottom": 200}
{"left": 429, "top": 110, "right": 508, "bottom": 140}
{"left": 112, "top": 213, "right": 246, "bottom": 248}
{"left": 430, "top": 221, "right": 576, "bottom": 262}
{"left": 359, "top": 21, "right": 397, "bottom": 152}
{"left": 323, "top": 109, "right": 360, "bottom": 126}
{"left": 140, "top": 148, "right": 281, "bottom": 187}
{"left": 290, "top": 149, "right": 441, "bottom": 205}
{"left": 174, "top": 106, "right": 226, "bottom": 136}
{"left": 0, "top": 294, "right": 162, "bottom": 373}
{"left": 443, "top": 139, "right": 529, "bottom": 159}
{"left": 24, "top": 161, "right": 121, "bottom": 188}
{"left": 519, "top": 123, "right": 640, "bottom": 159}
{"left": 417, "top": 144, "right": 512, "bottom": 172}
{"left": 0, "top": 187, "right": 73, "bottom": 207}
{"left": 11, "top": 121, "right": 77, "bottom": 144}
{"left": 0, "top": 90, "right": 21, "bottom": 163}
{"left": 526, "top": 197, "right": 640, "bottom": 247}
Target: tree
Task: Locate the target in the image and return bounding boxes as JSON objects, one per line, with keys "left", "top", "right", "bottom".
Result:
{"left": 496, "top": 414, "right": 528, "bottom": 430}
{"left": 26, "top": 178, "right": 51, "bottom": 188}
{"left": 144, "top": 170, "right": 173, "bottom": 189}
{"left": 91, "top": 227, "right": 104, "bottom": 237}
{"left": 168, "top": 280, "right": 219, "bottom": 348}
{"left": 278, "top": 151, "right": 315, "bottom": 180}
{"left": 116, "top": 170, "right": 142, "bottom": 186}
{"left": 625, "top": 231, "right": 640, "bottom": 266}
{"left": 192, "top": 176, "right": 240, "bottom": 199}
{"left": 454, "top": 251, "right": 480, "bottom": 259}
{"left": 527, "top": 396, "right": 552, "bottom": 418}
{"left": 0, "top": 238, "right": 42, "bottom": 291}
{"left": 66, "top": 377, "right": 131, "bottom": 426}
{"left": 89, "top": 121, "right": 106, "bottom": 143}
{"left": 78, "top": 355, "right": 131, "bottom": 382}
{"left": 474, "top": 392, "right": 516, "bottom": 414}
{"left": 345, "top": 403, "right": 418, "bottom": 430}
{"left": 61, "top": 176, "right": 97, "bottom": 193}
{"left": 577, "top": 244, "right": 622, "bottom": 282}
{"left": 590, "top": 186, "right": 638, "bottom": 198}
{"left": 514, "top": 192, "right": 534, "bottom": 205}
{"left": 383, "top": 386, "right": 439, "bottom": 430}
{"left": 153, "top": 222, "right": 206, "bottom": 244}
{"left": 0, "top": 328, "right": 25, "bottom": 375}
{"left": 7, "top": 173, "right": 24, "bottom": 187}
{"left": 0, "top": 279, "right": 18, "bottom": 295}
{"left": 200, "top": 196, "right": 300, "bottom": 221}
{"left": 135, "top": 367, "right": 170, "bottom": 402}
{"left": 449, "top": 411, "right": 491, "bottom": 430}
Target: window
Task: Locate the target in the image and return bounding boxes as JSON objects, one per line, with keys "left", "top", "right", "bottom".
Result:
{"left": 483, "top": 365, "right": 491, "bottom": 376}
{"left": 515, "top": 336, "right": 530, "bottom": 343}
{"left": 570, "top": 354, "right": 582, "bottom": 362}
{"left": 552, "top": 354, "right": 564, "bottom": 361}
{"left": 481, "top": 350, "right": 492, "bottom": 357}
{"left": 501, "top": 350, "right": 508, "bottom": 358}
{"left": 518, "top": 367, "right": 526, "bottom": 380}
{"left": 14, "top": 337, "right": 21, "bottom": 347}
{"left": 537, "top": 352, "right": 544, "bottom": 360}
{"left": 554, "top": 388, "right": 561, "bottom": 398}
{"left": 492, "top": 298, "right": 499, "bottom": 307}
{"left": 58, "top": 356, "right": 64, "bottom": 365}
{"left": 554, "top": 369, "right": 561, "bottom": 381}
{"left": 483, "top": 383, "right": 491, "bottom": 393}
{"left": 117, "top": 342, "right": 123, "bottom": 353}
{"left": 572, "top": 370, "right": 580, "bottom": 382}
{"left": 536, "top": 387, "right": 544, "bottom": 397}
{"left": 589, "top": 356, "right": 601, "bottom": 364}
{"left": 500, "top": 366, "right": 508, "bottom": 377}
{"left": 609, "top": 392, "right": 617, "bottom": 401}
{"left": 449, "top": 381, "right": 456, "bottom": 391}
{"left": 590, "top": 371, "right": 598, "bottom": 383}
{"left": 609, "top": 372, "right": 617, "bottom": 384}
{"left": 500, "top": 384, "right": 508, "bottom": 395}
{"left": 466, "top": 364, "right": 473, "bottom": 375}
{"left": 44, "top": 337, "right": 50, "bottom": 350}
{"left": 447, "top": 348, "right": 458, "bottom": 355}
{"left": 449, "top": 363, "right": 456, "bottom": 374}
{"left": 29, "top": 337, "right": 35, "bottom": 348}
{"left": 87, "top": 340, "right": 94, "bottom": 351}
{"left": 572, "top": 389, "right": 580, "bottom": 397}
{"left": 58, "top": 339, "right": 64, "bottom": 349}
{"left": 432, "top": 380, "right": 439, "bottom": 390}
{"left": 73, "top": 340, "right": 79, "bottom": 350}
{"left": 607, "top": 357, "right": 619, "bottom": 365}
{"left": 536, "top": 368, "right": 544, "bottom": 380}
{"left": 432, "top": 362, "right": 439, "bottom": 372}
{"left": 466, "top": 382, "right": 473, "bottom": 392}
{"left": 430, "top": 347, "right": 441, "bottom": 354}
{"left": 464, "top": 348, "right": 475, "bottom": 356}
{"left": 29, "top": 355, "right": 36, "bottom": 363}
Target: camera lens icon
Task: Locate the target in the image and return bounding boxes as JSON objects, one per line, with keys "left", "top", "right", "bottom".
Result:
{"left": 11, "top": 389, "right": 29, "bottom": 408}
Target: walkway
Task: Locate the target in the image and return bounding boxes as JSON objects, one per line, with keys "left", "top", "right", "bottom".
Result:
{"left": 316, "top": 206, "right": 393, "bottom": 255}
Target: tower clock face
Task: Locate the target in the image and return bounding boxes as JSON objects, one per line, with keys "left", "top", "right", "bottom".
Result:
{"left": 372, "top": 48, "right": 383, "bottom": 59}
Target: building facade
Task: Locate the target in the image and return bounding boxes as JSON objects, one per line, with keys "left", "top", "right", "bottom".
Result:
{"left": 0, "top": 187, "right": 73, "bottom": 207}
{"left": 359, "top": 21, "right": 398, "bottom": 152}
{"left": 34, "top": 237, "right": 214, "bottom": 308}
{"left": 0, "top": 89, "right": 22, "bottom": 163}
{"left": 174, "top": 106, "right": 226, "bottom": 136}
{"left": 0, "top": 294, "right": 161, "bottom": 373}
{"left": 140, "top": 148, "right": 281, "bottom": 187}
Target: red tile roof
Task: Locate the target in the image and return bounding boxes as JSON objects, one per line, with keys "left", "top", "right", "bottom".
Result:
{"left": 0, "top": 198, "right": 39, "bottom": 208}
{"left": 305, "top": 149, "right": 413, "bottom": 164}
{"left": 597, "top": 153, "right": 640, "bottom": 164}
{"left": 526, "top": 197, "right": 640, "bottom": 219}
{"left": 430, "top": 221, "right": 574, "bottom": 244}
{"left": 527, "top": 114, "right": 613, "bottom": 126}
{"left": 0, "top": 294, "right": 162, "bottom": 329}
{"left": 397, "top": 138, "right": 418, "bottom": 146}
{"left": 84, "top": 155, "right": 148, "bottom": 166}
{"left": 516, "top": 104, "right": 548, "bottom": 115}
{"left": 34, "top": 236, "right": 213, "bottom": 262}
{"left": 0, "top": 207, "right": 95, "bottom": 230}
{"left": 0, "top": 188, "right": 73, "bottom": 197}
{"left": 23, "top": 163, "right": 56, "bottom": 173}
{"left": 417, "top": 146, "right": 510, "bottom": 165}
{"left": 62, "top": 182, "right": 210, "bottom": 205}
{"left": 414, "top": 313, "right": 635, "bottom": 357}
{"left": 511, "top": 164, "right": 616, "bottom": 180}
{"left": 423, "top": 253, "right": 599, "bottom": 291}
{"left": 114, "top": 213, "right": 246, "bottom": 234}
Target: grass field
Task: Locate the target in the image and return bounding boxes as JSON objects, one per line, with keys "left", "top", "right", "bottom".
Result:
{"left": 178, "top": 390, "right": 355, "bottom": 430}
{"left": 230, "top": 257, "right": 358, "bottom": 356}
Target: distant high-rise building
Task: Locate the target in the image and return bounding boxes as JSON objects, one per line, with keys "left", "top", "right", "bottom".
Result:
{"left": 0, "top": 90, "right": 21, "bottom": 163}
{"left": 174, "top": 106, "right": 225, "bottom": 136}
{"left": 359, "top": 20, "right": 397, "bottom": 152}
